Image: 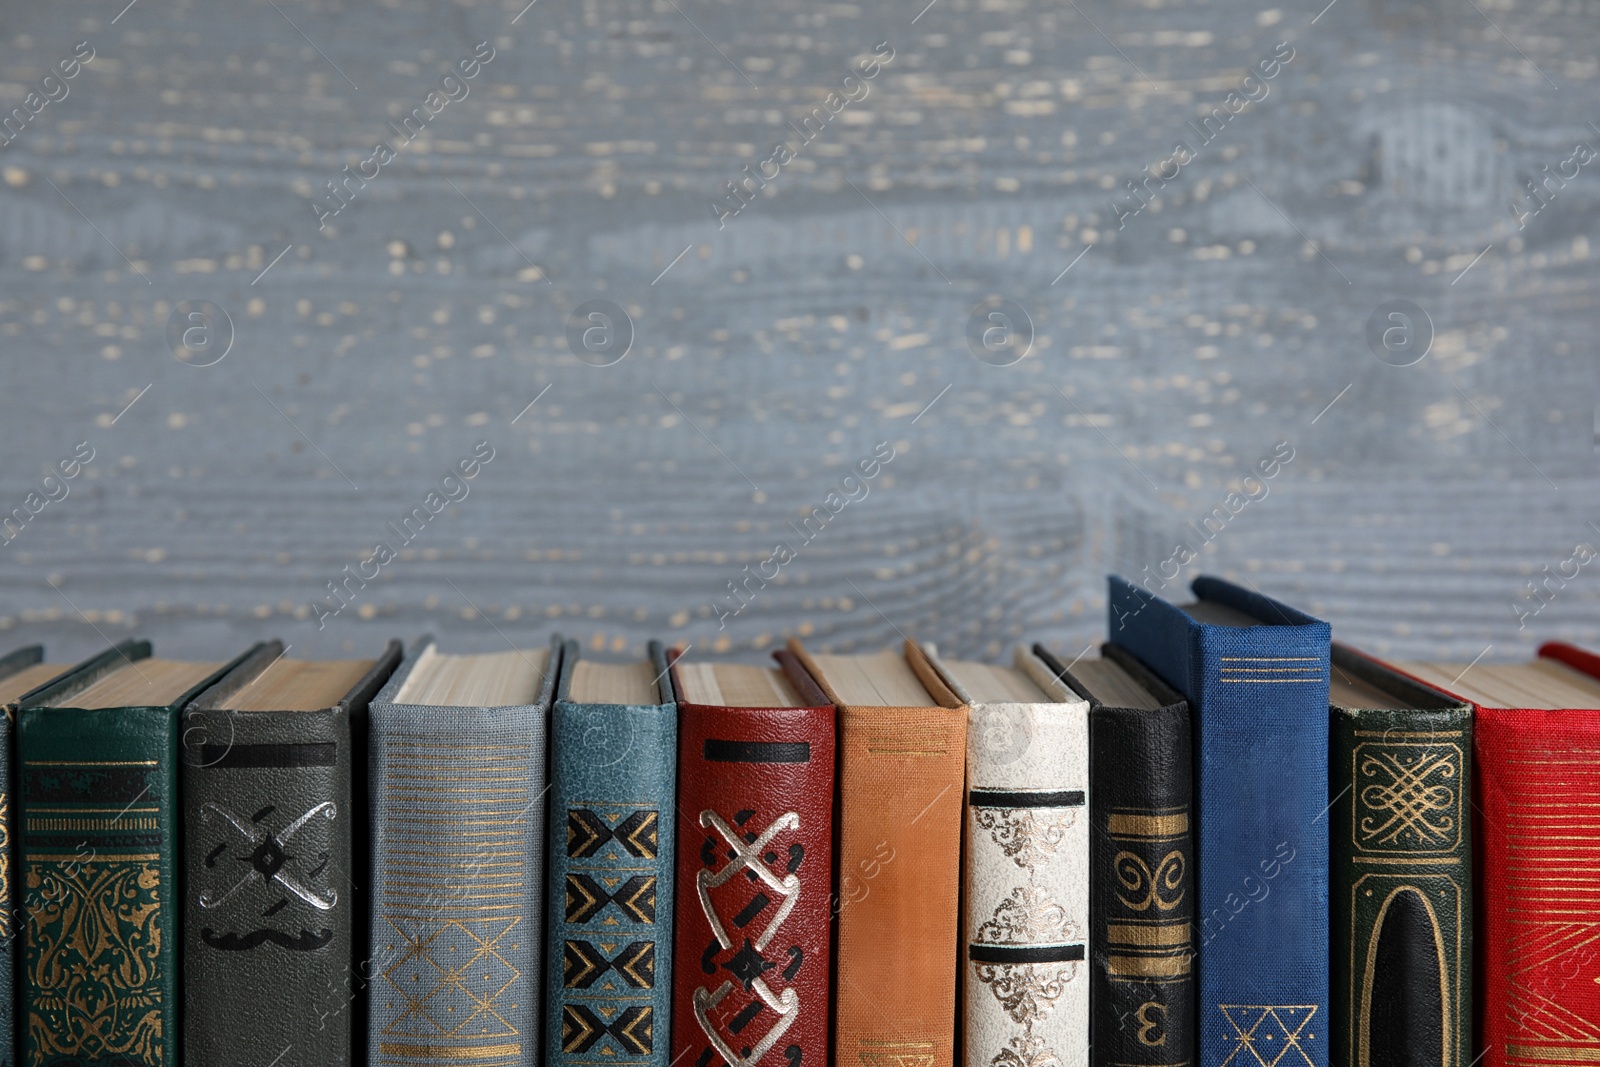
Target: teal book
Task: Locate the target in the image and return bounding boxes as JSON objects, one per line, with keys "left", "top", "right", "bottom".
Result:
{"left": 546, "top": 641, "right": 676, "bottom": 1067}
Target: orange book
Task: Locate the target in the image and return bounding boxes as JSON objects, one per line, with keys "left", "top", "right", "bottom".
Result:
{"left": 788, "top": 639, "right": 967, "bottom": 1067}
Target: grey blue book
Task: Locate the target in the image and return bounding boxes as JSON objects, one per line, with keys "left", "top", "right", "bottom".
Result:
{"left": 546, "top": 640, "right": 676, "bottom": 1067}
{"left": 366, "top": 635, "right": 563, "bottom": 1067}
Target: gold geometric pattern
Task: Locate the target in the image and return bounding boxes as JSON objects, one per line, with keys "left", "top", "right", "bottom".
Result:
{"left": 379, "top": 916, "right": 522, "bottom": 1038}
{"left": 1353, "top": 742, "right": 1461, "bottom": 852}
{"left": 1218, "top": 1005, "right": 1317, "bottom": 1067}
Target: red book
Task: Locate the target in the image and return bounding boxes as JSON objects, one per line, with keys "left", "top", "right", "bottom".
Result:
{"left": 668, "top": 649, "right": 836, "bottom": 1067}
{"left": 1398, "top": 643, "right": 1600, "bottom": 1067}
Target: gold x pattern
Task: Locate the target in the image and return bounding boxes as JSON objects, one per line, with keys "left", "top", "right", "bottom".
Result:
{"left": 1218, "top": 1005, "right": 1317, "bottom": 1067}
{"left": 380, "top": 917, "right": 523, "bottom": 1037}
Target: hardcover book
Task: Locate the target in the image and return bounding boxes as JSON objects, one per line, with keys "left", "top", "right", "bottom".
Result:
{"left": 924, "top": 646, "right": 1089, "bottom": 1067}
{"left": 1037, "top": 643, "right": 1195, "bottom": 1067}
{"left": 367, "top": 636, "right": 562, "bottom": 1067}
{"left": 786, "top": 639, "right": 967, "bottom": 1067}
{"left": 667, "top": 648, "right": 836, "bottom": 1067}
{"left": 0, "top": 645, "right": 86, "bottom": 1067}
{"left": 1326, "top": 643, "right": 1472, "bottom": 1067}
{"left": 182, "top": 639, "right": 402, "bottom": 1067}
{"left": 1107, "top": 575, "right": 1330, "bottom": 1067}
{"left": 18, "top": 640, "right": 263, "bottom": 1067}
{"left": 1399, "top": 643, "right": 1600, "bottom": 1067}
{"left": 547, "top": 641, "right": 677, "bottom": 1067}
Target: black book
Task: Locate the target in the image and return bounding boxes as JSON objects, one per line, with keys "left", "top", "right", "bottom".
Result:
{"left": 181, "top": 639, "right": 402, "bottom": 1067}
{"left": 1034, "top": 643, "right": 1195, "bottom": 1067}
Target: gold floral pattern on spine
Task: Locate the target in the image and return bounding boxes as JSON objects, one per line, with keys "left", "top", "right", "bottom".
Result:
{"left": 25, "top": 858, "right": 165, "bottom": 1063}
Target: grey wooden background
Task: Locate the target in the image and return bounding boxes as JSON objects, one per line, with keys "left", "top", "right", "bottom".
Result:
{"left": 0, "top": 0, "right": 1595, "bottom": 669}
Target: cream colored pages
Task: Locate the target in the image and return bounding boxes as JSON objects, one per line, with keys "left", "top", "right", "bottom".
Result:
{"left": 226, "top": 658, "right": 376, "bottom": 712}
{"left": 1071, "top": 658, "right": 1162, "bottom": 710}
{"left": 57, "top": 659, "right": 224, "bottom": 709}
{"left": 939, "top": 659, "right": 1051, "bottom": 704}
{"left": 569, "top": 660, "right": 658, "bottom": 705}
{"left": 1401, "top": 659, "right": 1600, "bottom": 710}
{"left": 0, "top": 663, "right": 70, "bottom": 706}
{"left": 807, "top": 650, "right": 935, "bottom": 707}
{"left": 396, "top": 646, "right": 551, "bottom": 706}
{"left": 676, "top": 663, "right": 803, "bottom": 707}
{"left": 1330, "top": 666, "right": 1415, "bottom": 710}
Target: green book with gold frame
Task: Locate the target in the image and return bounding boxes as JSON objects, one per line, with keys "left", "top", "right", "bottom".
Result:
{"left": 17, "top": 639, "right": 262, "bottom": 1067}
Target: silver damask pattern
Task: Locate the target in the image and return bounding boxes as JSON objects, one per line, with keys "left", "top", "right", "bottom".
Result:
{"left": 974, "top": 807, "right": 1078, "bottom": 870}
{"left": 975, "top": 885, "right": 1078, "bottom": 946}
{"left": 972, "top": 961, "right": 1079, "bottom": 1026}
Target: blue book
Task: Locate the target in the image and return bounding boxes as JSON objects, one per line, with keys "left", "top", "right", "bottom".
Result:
{"left": 1107, "top": 575, "right": 1330, "bottom": 1067}
{"left": 546, "top": 641, "right": 676, "bottom": 1067}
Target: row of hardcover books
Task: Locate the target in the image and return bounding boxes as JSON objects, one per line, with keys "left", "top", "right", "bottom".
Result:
{"left": 0, "top": 574, "right": 1590, "bottom": 1067}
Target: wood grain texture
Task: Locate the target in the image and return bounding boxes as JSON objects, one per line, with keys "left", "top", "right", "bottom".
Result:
{"left": 0, "top": 0, "right": 1595, "bottom": 667}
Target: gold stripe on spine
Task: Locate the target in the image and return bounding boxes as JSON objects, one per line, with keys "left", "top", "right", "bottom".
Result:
{"left": 1107, "top": 812, "right": 1188, "bottom": 838}
{"left": 1505, "top": 1046, "right": 1600, "bottom": 1063}
{"left": 379, "top": 1042, "right": 523, "bottom": 1059}
{"left": 1107, "top": 922, "right": 1190, "bottom": 947}
{"left": 1107, "top": 954, "right": 1190, "bottom": 977}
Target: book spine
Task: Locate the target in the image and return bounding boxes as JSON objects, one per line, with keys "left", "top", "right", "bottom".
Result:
{"left": 1088, "top": 704, "right": 1194, "bottom": 1067}
{"left": 547, "top": 700, "right": 677, "bottom": 1067}
{"left": 1190, "top": 627, "right": 1329, "bottom": 1067}
{"left": 18, "top": 706, "right": 178, "bottom": 1067}
{"left": 182, "top": 708, "right": 355, "bottom": 1067}
{"left": 1329, "top": 706, "right": 1471, "bottom": 1067}
{"left": 671, "top": 703, "right": 835, "bottom": 1067}
{"left": 965, "top": 702, "right": 1090, "bottom": 1067}
{"left": 0, "top": 708, "right": 12, "bottom": 1067}
{"left": 834, "top": 703, "right": 967, "bottom": 1067}
{"left": 1477, "top": 705, "right": 1600, "bottom": 1067}
{"left": 366, "top": 704, "right": 549, "bottom": 1067}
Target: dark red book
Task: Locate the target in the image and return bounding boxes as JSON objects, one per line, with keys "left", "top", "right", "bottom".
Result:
{"left": 668, "top": 649, "right": 836, "bottom": 1067}
{"left": 1397, "top": 643, "right": 1600, "bottom": 1067}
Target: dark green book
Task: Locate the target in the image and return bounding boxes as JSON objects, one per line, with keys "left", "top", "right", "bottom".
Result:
{"left": 1329, "top": 643, "right": 1473, "bottom": 1067}
{"left": 18, "top": 639, "right": 262, "bottom": 1067}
